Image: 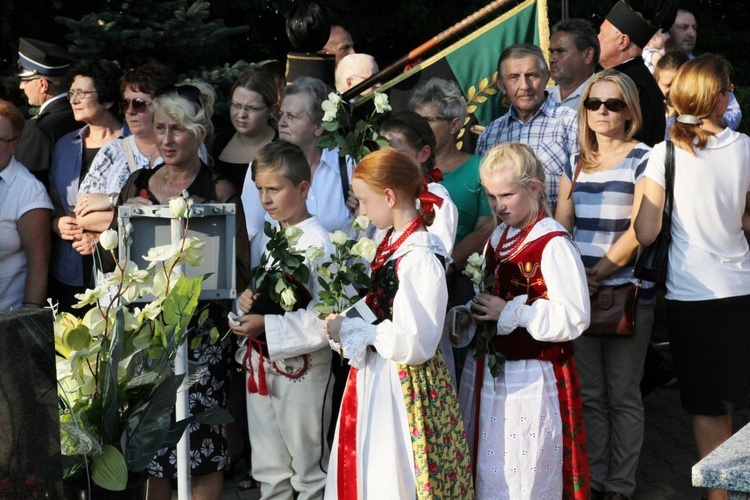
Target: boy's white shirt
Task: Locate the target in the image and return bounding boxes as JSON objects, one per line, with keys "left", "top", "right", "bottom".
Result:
{"left": 250, "top": 216, "right": 336, "bottom": 362}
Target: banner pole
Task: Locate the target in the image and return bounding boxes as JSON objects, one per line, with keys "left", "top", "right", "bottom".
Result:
{"left": 342, "top": 0, "right": 516, "bottom": 101}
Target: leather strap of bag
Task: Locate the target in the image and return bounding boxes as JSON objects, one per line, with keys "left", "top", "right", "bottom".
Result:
{"left": 662, "top": 141, "right": 675, "bottom": 233}
{"left": 122, "top": 137, "right": 138, "bottom": 174}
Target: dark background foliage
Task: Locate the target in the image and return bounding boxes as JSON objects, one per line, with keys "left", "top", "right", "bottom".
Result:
{"left": 0, "top": 0, "right": 746, "bottom": 132}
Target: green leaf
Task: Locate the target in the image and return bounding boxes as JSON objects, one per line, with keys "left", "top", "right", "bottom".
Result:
{"left": 92, "top": 444, "right": 128, "bottom": 491}
{"left": 100, "top": 309, "right": 125, "bottom": 445}
{"left": 209, "top": 326, "right": 219, "bottom": 344}
{"left": 321, "top": 120, "right": 340, "bottom": 132}
{"left": 198, "top": 308, "right": 210, "bottom": 326}
{"left": 190, "top": 336, "right": 201, "bottom": 350}
{"left": 121, "top": 374, "right": 184, "bottom": 472}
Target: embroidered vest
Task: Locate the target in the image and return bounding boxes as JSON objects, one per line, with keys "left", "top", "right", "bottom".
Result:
{"left": 484, "top": 230, "right": 575, "bottom": 362}
{"left": 366, "top": 258, "right": 400, "bottom": 324}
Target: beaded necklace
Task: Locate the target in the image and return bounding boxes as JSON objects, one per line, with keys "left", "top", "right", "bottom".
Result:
{"left": 495, "top": 209, "right": 545, "bottom": 262}
{"left": 370, "top": 215, "right": 423, "bottom": 273}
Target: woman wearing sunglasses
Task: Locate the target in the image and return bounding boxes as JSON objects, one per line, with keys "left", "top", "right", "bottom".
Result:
{"left": 74, "top": 62, "right": 177, "bottom": 230}
{"left": 555, "top": 69, "right": 651, "bottom": 500}
{"left": 47, "top": 60, "right": 123, "bottom": 312}
{"left": 112, "top": 81, "right": 250, "bottom": 500}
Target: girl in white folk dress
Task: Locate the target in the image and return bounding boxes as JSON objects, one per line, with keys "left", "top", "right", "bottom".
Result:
{"left": 452, "top": 143, "right": 591, "bottom": 500}
{"left": 324, "top": 149, "right": 473, "bottom": 499}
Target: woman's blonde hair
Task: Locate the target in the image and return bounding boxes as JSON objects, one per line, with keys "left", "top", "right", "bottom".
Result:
{"left": 480, "top": 143, "right": 548, "bottom": 216}
{"left": 669, "top": 53, "right": 733, "bottom": 154}
{"left": 577, "top": 69, "right": 642, "bottom": 172}
{"left": 152, "top": 80, "right": 216, "bottom": 143}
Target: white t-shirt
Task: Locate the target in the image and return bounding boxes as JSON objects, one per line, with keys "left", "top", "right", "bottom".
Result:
{"left": 0, "top": 157, "right": 54, "bottom": 311}
{"left": 644, "top": 129, "right": 750, "bottom": 301}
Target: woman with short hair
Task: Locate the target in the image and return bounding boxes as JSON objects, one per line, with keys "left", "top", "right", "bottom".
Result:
{"left": 48, "top": 60, "right": 123, "bottom": 312}
{"left": 241, "top": 76, "right": 354, "bottom": 238}
{"left": 115, "top": 81, "right": 250, "bottom": 500}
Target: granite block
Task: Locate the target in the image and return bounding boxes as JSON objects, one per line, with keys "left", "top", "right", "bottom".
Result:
{"left": 693, "top": 422, "right": 750, "bottom": 495}
{"left": 0, "top": 308, "right": 62, "bottom": 498}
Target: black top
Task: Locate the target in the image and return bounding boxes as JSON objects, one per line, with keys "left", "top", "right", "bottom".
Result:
{"left": 16, "top": 97, "right": 81, "bottom": 185}
{"left": 614, "top": 58, "right": 667, "bottom": 148}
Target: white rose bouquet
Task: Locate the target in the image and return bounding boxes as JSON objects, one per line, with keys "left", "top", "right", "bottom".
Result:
{"left": 463, "top": 252, "right": 506, "bottom": 378}
{"left": 317, "top": 91, "right": 391, "bottom": 163}
{"left": 248, "top": 222, "right": 313, "bottom": 313}
{"left": 313, "top": 215, "right": 375, "bottom": 319}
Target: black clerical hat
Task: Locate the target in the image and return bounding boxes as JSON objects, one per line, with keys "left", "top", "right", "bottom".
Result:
{"left": 605, "top": 0, "right": 679, "bottom": 48}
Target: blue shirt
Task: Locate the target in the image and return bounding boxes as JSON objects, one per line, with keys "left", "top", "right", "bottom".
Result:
{"left": 475, "top": 93, "right": 578, "bottom": 214}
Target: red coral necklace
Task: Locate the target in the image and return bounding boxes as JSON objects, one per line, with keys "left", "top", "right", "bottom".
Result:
{"left": 495, "top": 209, "right": 545, "bottom": 262}
{"left": 371, "top": 215, "right": 423, "bottom": 273}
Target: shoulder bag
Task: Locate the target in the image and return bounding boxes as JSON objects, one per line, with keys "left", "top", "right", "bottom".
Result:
{"left": 634, "top": 140, "right": 675, "bottom": 285}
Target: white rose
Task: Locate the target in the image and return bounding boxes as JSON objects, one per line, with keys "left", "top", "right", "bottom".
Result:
{"left": 169, "top": 196, "right": 188, "bottom": 218}
{"left": 306, "top": 246, "right": 324, "bottom": 262}
{"left": 283, "top": 226, "right": 303, "bottom": 246}
{"left": 329, "top": 230, "right": 348, "bottom": 246}
{"left": 353, "top": 215, "right": 370, "bottom": 231}
{"left": 328, "top": 92, "right": 343, "bottom": 106}
{"left": 471, "top": 269, "right": 484, "bottom": 285}
{"left": 322, "top": 99, "right": 338, "bottom": 122}
{"left": 466, "top": 252, "right": 484, "bottom": 268}
{"left": 373, "top": 92, "right": 392, "bottom": 114}
{"left": 280, "top": 287, "right": 297, "bottom": 311}
{"left": 350, "top": 237, "right": 377, "bottom": 263}
{"left": 100, "top": 229, "right": 119, "bottom": 251}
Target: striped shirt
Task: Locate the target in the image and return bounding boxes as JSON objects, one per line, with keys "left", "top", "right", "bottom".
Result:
{"left": 475, "top": 93, "right": 578, "bottom": 214}
{"left": 564, "top": 143, "right": 651, "bottom": 286}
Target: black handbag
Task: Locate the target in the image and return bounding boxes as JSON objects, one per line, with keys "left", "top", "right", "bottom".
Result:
{"left": 634, "top": 141, "right": 675, "bottom": 284}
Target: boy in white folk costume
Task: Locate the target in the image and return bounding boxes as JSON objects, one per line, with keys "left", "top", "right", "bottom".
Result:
{"left": 230, "top": 140, "right": 334, "bottom": 500}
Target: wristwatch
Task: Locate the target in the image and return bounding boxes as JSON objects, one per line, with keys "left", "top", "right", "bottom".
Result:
{"left": 108, "top": 192, "right": 118, "bottom": 210}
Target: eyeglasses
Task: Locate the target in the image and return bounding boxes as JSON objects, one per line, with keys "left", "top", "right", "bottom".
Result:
{"left": 230, "top": 101, "right": 267, "bottom": 113}
{"left": 156, "top": 84, "right": 203, "bottom": 106}
{"left": 120, "top": 98, "right": 151, "bottom": 113}
{"left": 66, "top": 90, "right": 98, "bottom": 100}
{"left": 0, "top": 136, "right": 17, "bottom": 143}
{"left": 583, "top": 97, "right": 627, "bottom": 112}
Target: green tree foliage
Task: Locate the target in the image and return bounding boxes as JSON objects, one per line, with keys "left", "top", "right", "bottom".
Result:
{"left": 55, "top": 0, "right": 249, "bottom": 74}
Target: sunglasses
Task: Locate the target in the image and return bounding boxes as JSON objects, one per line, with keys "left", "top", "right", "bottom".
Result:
{"left": 155, "top": 84, "right": 203, "bottom": 106}
{"left": 583, "top": 97, "right": 627, "bottom": 112}
{"left": 120, "top": 98, "right": 151, "bottom": 113}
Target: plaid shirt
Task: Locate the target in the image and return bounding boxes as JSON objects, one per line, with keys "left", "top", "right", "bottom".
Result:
{"left": 476, "top": 93, "right": 578, "bottom": 213}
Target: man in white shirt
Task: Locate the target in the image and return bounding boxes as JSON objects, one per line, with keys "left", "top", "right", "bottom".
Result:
{"left": 548, "top": 18, "right": 599, "bottom": 110}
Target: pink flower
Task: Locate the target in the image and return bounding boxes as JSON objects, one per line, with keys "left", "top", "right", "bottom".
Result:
{"left": 449, "top": 471, "right": 457, "bottom": 481}
{"left": 425, "top": 427, "right": 432, "bottom": 437}
{"left": 429, "top": 390, "right": 437, "bottom": 400}
{"left": 398, "top": 370, "right": 408, "bottom": 381}
{"left": 429, "top": 463, "right": 438, "bottom": 473}
{"left": 461, "top": 486, "right": 467, "bottom": 494}
{"left": 443, "top": 436, "right": 452, "bottom": 444}
{"left": 412, "top": 428, "right": 420, "bottom": 437}
{"left": 450, "top": 416, "right": 457, "bottom": 425}
{"left": 456, "top": 451, "right": 463, "bottom": 460}
{"left": 410, "top": 391, "right": 417, "bottom": 399}
{"left": 423, "top": 482, "right": 431, "bottom": 491}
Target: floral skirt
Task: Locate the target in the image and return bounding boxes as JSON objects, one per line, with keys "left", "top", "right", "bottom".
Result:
{"left": 147, "top": 303, "right": 233, "bottom": 478}
{"left": 398, "top": 350, "right": 475, "bottom": 499}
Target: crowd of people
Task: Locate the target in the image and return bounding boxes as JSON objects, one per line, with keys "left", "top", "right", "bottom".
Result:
{"left": 1, "top": 1, "right": 749, "bottom": 499}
